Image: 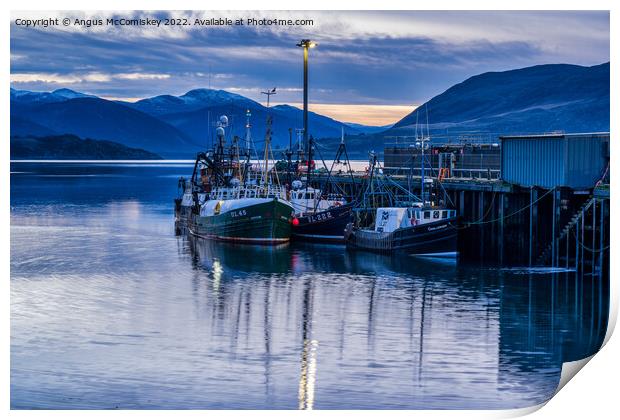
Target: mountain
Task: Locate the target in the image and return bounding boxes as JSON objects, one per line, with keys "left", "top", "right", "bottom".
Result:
{"left": 11, "top": 134, "right": 162, "bottom": 160}
{"left": 126, "top": 88, "right": 258, "bottom": 116}
{"left": 10, "top": 87, "right": 95, "bottom": 105}
{"left": 11, "top": 87, "right": 379, "bottom": 156}
{"left": 16, "top": 61, "right": 605, "bottom": 161}
{"left": 157, "top": 102, "right": 362, "bottom": 148}
{"left": 11, "top": 97, "right": 198, "bottom": 157}
{"left": 125, "top": 88, "right": 364, "bottom": 146}
{"left": 345, "top": 122, "right": 393, "bottom": 134}
{"left": 10, "top": 115, "right": 57, "bottom": 137}
{"left": 271, "top": 104, "right": 357, "bottom": 136}
{"left": 52, "top": 88, "right": 96, "bottom": 100}
{"left": 391, "top": 62, "right": 610, "bottom": 136}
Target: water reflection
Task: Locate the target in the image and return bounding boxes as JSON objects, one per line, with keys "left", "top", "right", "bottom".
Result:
{"left": 181, "top": 235, "right": 608, "bottom": 409}
{"left": 299, "top": 339, "right": 319, "bottom": 410}
{"left": 10, "top": 163, "right": 609, "bottom": 410}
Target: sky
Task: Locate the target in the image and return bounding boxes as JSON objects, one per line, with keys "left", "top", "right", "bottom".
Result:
{"left": 10, "top": 10, "right": 610, "bottom": 125}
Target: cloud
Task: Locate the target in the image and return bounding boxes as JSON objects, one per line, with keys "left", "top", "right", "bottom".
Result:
{"left": 10, "top": 10, "right": 609, "bottom": 108}
{"left": 10, "top": 72, "right": 170, "bottom": 84}
{"left": 11, "top": 72, "right": 110, "bottom": 83}
{"left": 10, "top": 53, "right": 26, "bottom": 61}
{"left": 116, "top": 73, "right": 171, "bottom": 80}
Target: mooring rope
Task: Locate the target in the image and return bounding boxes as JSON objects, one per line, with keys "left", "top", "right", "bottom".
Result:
{"left": 452, "top": 187, "right": 556, "bottom": 230}
{"left": 569, "top": 223, "right": 610, "bottom": 253}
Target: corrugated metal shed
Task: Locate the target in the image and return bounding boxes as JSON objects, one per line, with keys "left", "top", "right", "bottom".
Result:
{"left": 500, "top": 133, "right": 609, "bottom": 189}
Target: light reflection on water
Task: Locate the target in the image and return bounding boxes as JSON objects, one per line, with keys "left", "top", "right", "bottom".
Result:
{"left": 10, "top": 162, "right": 608, "bottom": 409}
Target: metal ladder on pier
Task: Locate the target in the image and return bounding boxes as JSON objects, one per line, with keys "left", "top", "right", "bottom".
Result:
{"left": 535, "top": 195, "right": 596, "bottom": 266}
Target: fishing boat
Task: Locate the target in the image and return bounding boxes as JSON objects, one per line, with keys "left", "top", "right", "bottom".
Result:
{"left": 175, "top": 112, "right": 295, "bottom": 244}
{"left": 344, "top": 204, "right": 458, "bottom": 256}
{"left": 290, "top": 184, "right": 354, "bottom": 243}
{"left": 289, "top": 130, "right": 355, "bottom": 243}
{"left": 344, "top": 122, "right": 458, "bottom": 256}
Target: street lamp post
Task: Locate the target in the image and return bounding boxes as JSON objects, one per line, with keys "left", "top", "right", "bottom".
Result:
{"left": 296, "top": 39, "right": 316, "bottom": 148}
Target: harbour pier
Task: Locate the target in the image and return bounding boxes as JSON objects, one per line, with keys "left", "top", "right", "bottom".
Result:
{"left": 291, "top": 133, "right": 610, "bottom": 272}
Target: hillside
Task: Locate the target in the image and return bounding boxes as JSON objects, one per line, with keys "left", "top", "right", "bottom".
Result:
{"left": 11, "top": 87, "right": 373, "bottom": 157}
{"left": 11, "top": 134, "right": 162, "bottom": 160}
{"left": 156, "top": 99, "right": 362, "bottom": 147}
{"left": 11, "top": 97, "right": 198, "bottom": 157}
{"left": 10, "top": 62, "right": 609, "bottom": 159}
{"left": 391, "top": 62, "right": 609, "bottom": 136}
{"left": 10, "top": 87, "right": 96, "bottom": 104}
{"left": 126, "top": 88, "right": 259, "bottom": 116}
{"left": 126, "top": 88, "right": 364, "bottom": 145}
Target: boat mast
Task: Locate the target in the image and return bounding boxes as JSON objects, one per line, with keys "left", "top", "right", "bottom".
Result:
{"left": 418, "top": 109, "right": 425, "bottom": 205}
{"left": 305, "top": 135, "right": 313, "bottom": 198}
{"left": 232, "top": 135, "right": 241, "bottom": 180}
{"left": 422, "top": 104, "right": 432, "bottom": 203}
{"left": 215, "top": 121, "right": 226, "bottom": 187}
{"left": 296, "top": 129, "right": 304, "bottom": 167}
{"left": 420, "top": 105, "right": 431, "bottom": 205}
{"left": 244, "top": 109, "right": 252, "bottom": 184}
{"left": 318, "top": 126, "right": 354, "bottom": 209}
{"left": 287, "top": 128, "right": 293, "bottom": 187}
{"left": 245, "top": 109, "right": 252, "bottom": 157}
{"left": 262, "top": 116, "right": 273, "bottom": 186}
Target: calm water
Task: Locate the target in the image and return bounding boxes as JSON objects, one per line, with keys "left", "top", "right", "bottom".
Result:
{"left": 10, "top": 162, "right": 608, "bottom": 409}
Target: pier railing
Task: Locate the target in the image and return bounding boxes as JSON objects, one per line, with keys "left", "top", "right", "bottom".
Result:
{"left": 382, "top": 166, "right": 501, "bottom": 180}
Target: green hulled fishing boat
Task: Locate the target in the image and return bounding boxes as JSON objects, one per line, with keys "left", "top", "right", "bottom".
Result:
{"left": 189, "top": 188, "right": 294, "bottom": 244}
{"left": 175, "top": 112, "right": 294, "bottom": 244}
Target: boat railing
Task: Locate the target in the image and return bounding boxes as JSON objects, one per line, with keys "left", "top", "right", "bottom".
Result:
{"left": 208, "top": 185, "right": 288, "bottom": 201}
{"left": 354, "top": 229, "right": 393, "bottom": 251}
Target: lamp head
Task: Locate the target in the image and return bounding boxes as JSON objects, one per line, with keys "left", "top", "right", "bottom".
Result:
{"left": 296, "top": 39, "right": 317, "bottom": 48}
